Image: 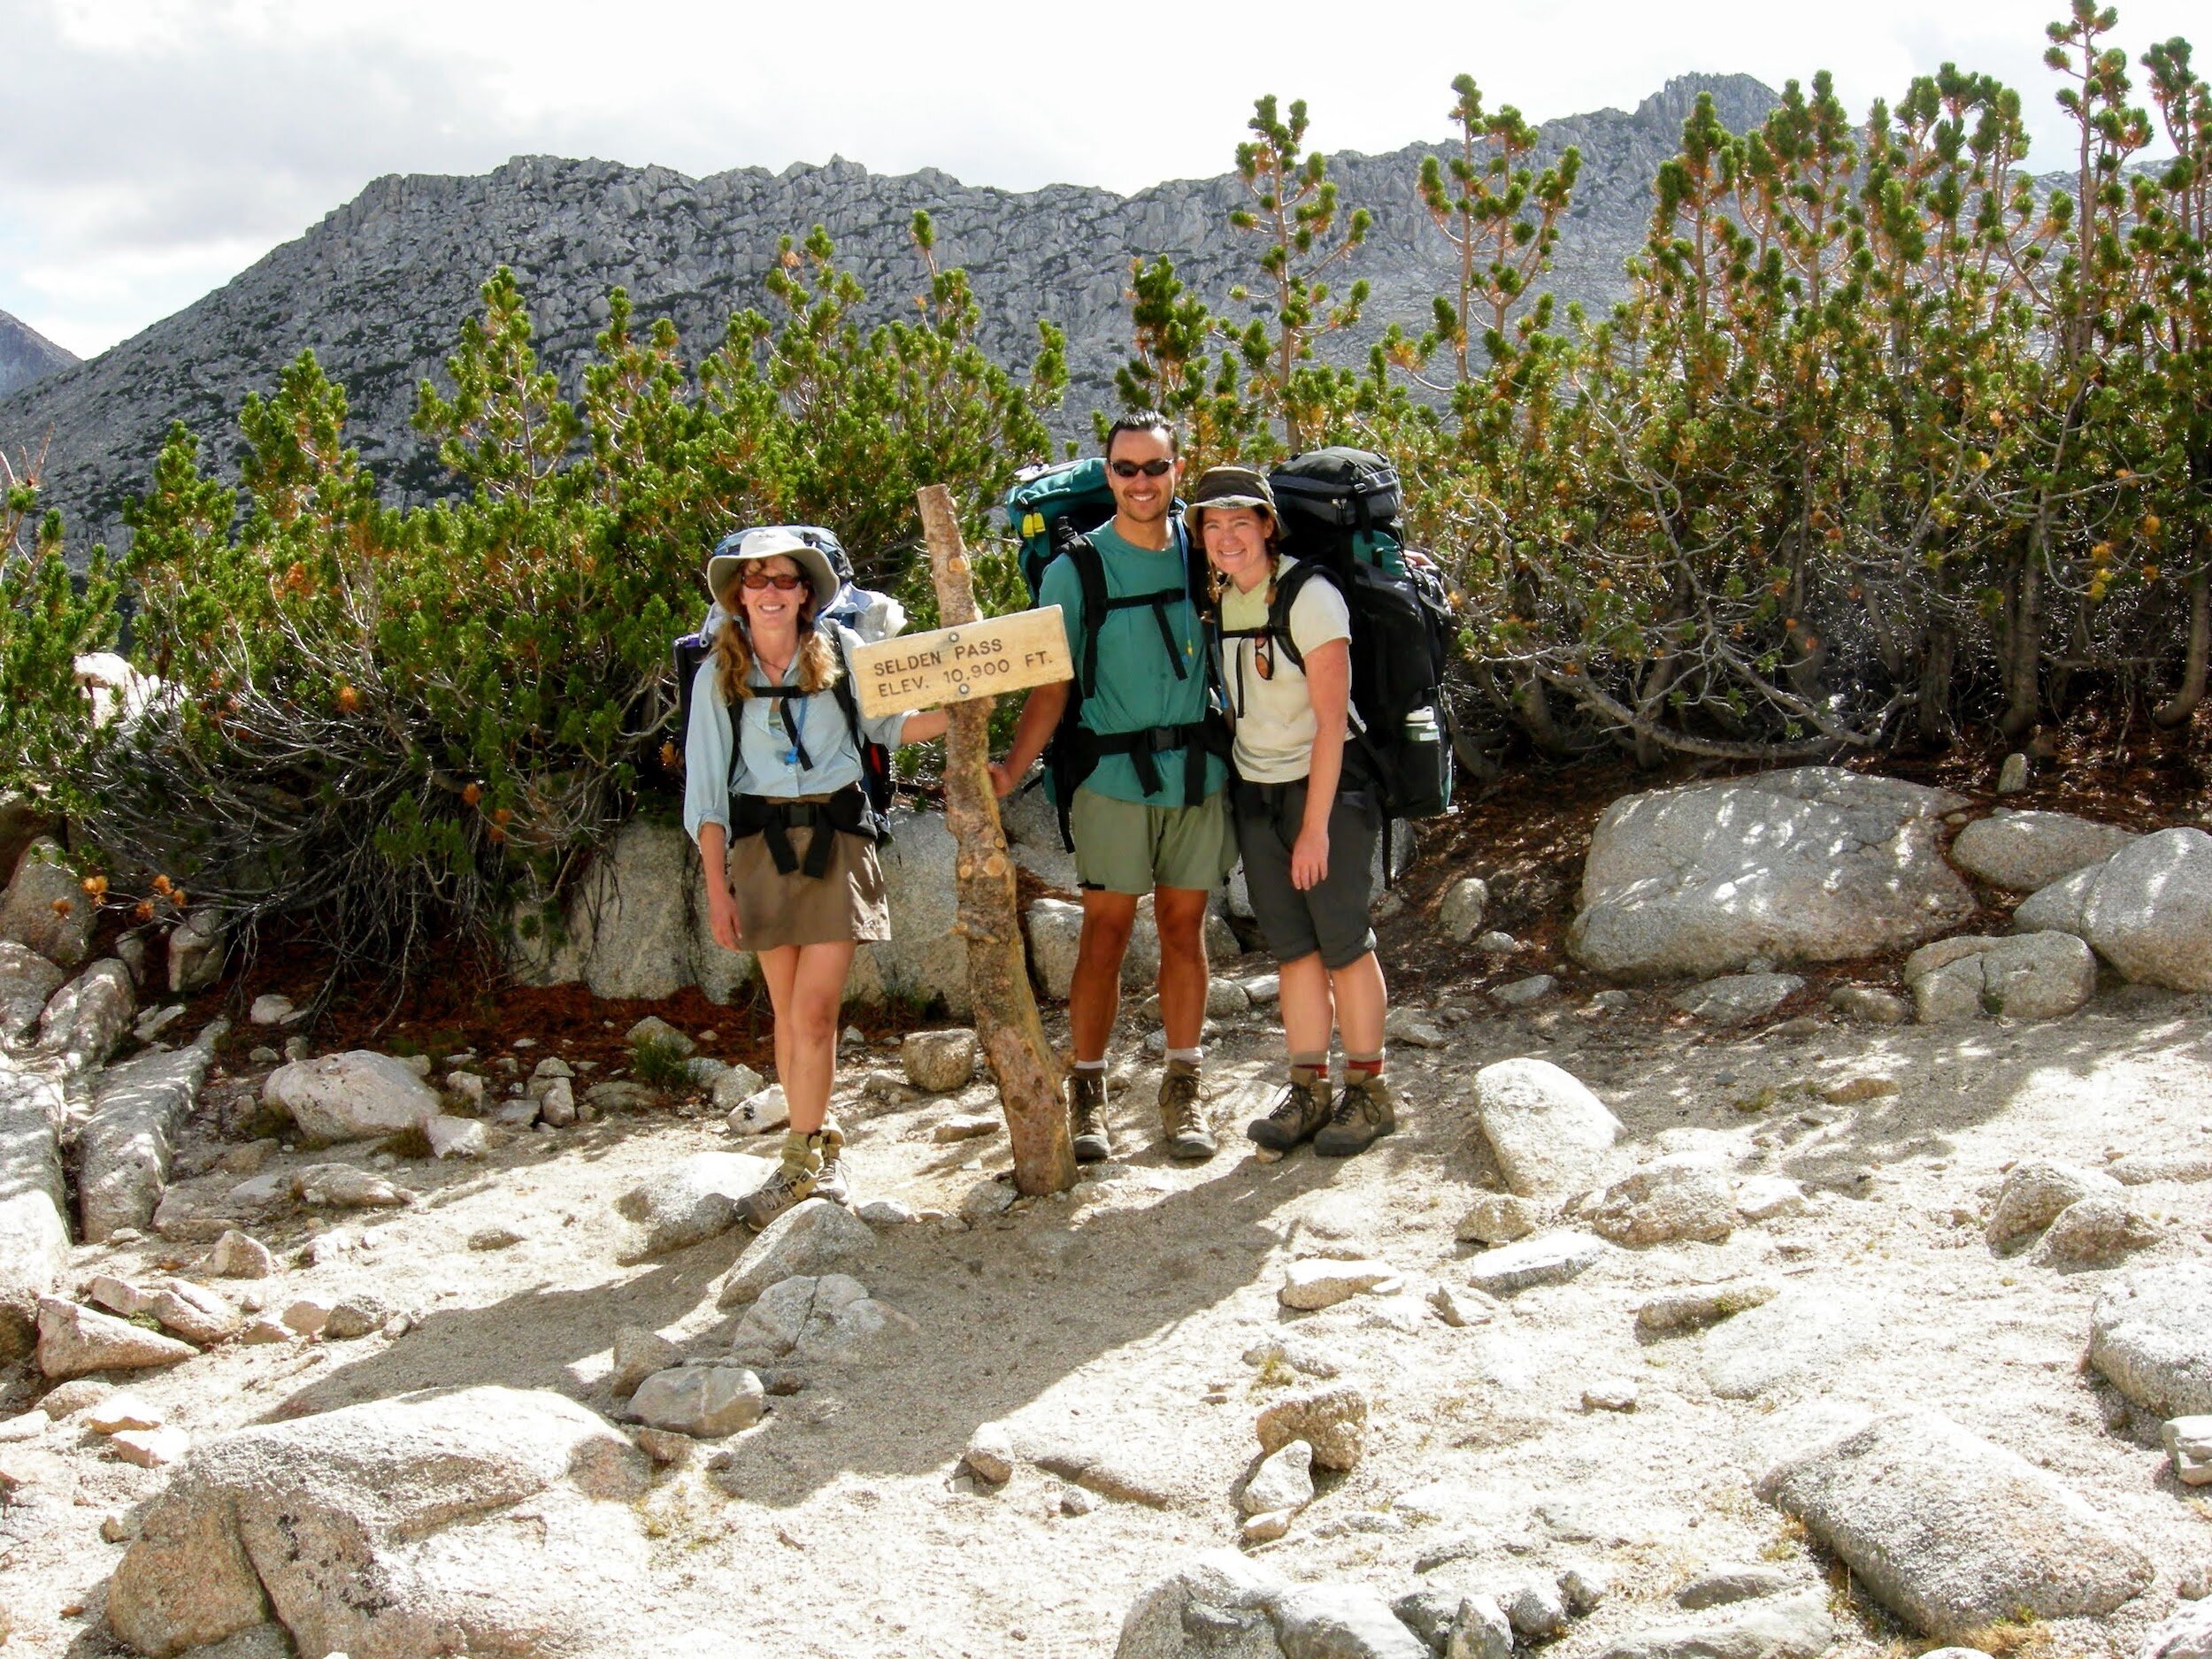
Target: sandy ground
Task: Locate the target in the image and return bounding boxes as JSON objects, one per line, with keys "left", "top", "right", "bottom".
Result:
{"left": 3, "top": 971, "right": 2209, "bottom": 1659}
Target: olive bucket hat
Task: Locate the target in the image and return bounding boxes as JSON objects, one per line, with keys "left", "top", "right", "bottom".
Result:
{"left": 1182, "top": 465, "right": 1279, "bottom": 539}
{"left": 703, "top": 526, "right": 842, "bottom": 614}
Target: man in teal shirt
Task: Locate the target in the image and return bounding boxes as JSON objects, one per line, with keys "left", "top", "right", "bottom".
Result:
{"left": 989, "top": 414, "right": 1236, "bottom": 1162}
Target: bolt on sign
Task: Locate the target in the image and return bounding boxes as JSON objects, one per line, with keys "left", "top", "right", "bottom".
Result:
{"left": 848, "top": 606, "right": 1071, "bottom": 718}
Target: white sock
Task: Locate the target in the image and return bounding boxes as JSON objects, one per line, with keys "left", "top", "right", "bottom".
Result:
{"left": 1074, "top": 1058, "right": 1106, "bottom": 1073}
{"left": 1166, "top": 1046, "right": 1202, "bottom": 1068}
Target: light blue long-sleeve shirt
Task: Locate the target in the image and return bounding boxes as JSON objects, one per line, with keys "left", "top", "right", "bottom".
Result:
{"left": 683, "top": 622, "right": 911, "bottom": 845}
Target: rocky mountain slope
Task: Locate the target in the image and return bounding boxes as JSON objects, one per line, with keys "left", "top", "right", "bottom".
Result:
{"left": 0, "top": 310, "right": 75, "bottom": 405}
{"left": 0, "top": 74, "right": 1778, "bottom": 561}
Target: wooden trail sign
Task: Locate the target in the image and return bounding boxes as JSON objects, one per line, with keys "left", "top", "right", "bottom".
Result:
{"left": 847, "top": 607, "right": 1071, "bottom": 719}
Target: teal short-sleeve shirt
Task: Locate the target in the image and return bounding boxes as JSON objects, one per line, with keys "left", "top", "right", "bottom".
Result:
{"left": 1039, "top": 520, "right": 1225, "bottom": 808}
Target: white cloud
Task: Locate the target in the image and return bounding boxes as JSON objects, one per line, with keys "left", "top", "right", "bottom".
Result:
{"left": 2, "top": 0, "right": 2200, "bottom": 357}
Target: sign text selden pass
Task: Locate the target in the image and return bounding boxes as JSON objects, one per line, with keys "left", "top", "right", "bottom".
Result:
{"left": 848, "top": 607, "right": 1072, "bottom": 719}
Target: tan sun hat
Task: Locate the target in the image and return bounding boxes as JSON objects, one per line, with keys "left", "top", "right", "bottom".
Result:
{"left": 703, "top": 526, "right": 841, "bottom": 614}
{"left": 1182, "top": 465, "right": 1279, "bottom": 538}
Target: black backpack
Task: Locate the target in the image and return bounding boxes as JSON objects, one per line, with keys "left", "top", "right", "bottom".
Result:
{"left": 1215, "top": 447, "right": 1455, "bottom": 841}
{"left": 671, "top": 617, "right": 895, "bottom": 822}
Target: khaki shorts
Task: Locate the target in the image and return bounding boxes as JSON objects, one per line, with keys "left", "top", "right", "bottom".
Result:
{"left": 1069, "top": 787, "right": 1239, "bottom": 897}
{"left": 727, "top": 826, "right": 889, "bottom": 951}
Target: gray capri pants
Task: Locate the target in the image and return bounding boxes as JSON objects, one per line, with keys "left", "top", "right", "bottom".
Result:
{"left": 1231, "top": 777, "right": 1380, "bottom": 971}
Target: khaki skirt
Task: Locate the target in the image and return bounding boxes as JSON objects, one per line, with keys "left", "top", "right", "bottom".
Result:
{"left": 726, "top": 819, "right": 890, "bottom": 952}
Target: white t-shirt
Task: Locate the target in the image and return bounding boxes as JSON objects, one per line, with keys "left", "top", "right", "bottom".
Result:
{"left": 1217, "top": 556, "right": 1352, "bottom": 785}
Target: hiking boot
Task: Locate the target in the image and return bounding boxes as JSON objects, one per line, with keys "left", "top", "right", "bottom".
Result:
{"left": 1313, "top": 1072, "right": 1396, "bottom": 1158}
{"left": 737, "top": 1132, "right": 822, "bottom": 1230}
{"left": 1157, "top": 1063, "right": 1217, "bottom": 1163}
{"left": 1246, "top": 1072, "right": 1333, "bottom": 1152}
{"left": 1068, "top": 1071, "right": 1113, "bottom": 1164}
{"left": 810, "top": 1122, "right": 850, "bottom": 1207}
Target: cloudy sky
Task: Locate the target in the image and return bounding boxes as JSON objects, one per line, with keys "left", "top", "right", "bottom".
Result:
{"left": 4, "top": 0, "right": 2199, "bottom": 360}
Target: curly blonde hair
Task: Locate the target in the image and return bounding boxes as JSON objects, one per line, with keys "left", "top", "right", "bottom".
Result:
{"left": 713, "top": 571, "right": 841, "bottom": 705}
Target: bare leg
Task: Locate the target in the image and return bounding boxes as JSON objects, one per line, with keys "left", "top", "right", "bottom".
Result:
{"left": 757, "top": 940, "right": 856, "bottom": 1135}
{"left": 1152, "top": 886, "right": 1212, "bottom": 1051}
{"left": 1071, "top": 889, "right": 1138, "bottom": 1063}
{"left": 1277, "top": 950, "right": 1334, "bottom": 1058}
{"left": 1328, "top": 951, "right": 1386, "bottom": 1056}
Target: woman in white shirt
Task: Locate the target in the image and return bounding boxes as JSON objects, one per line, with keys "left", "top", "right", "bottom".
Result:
{"left": 1188, "top": 468, "right": 1395, "bottom": 1159}
{"left": 684, "top": 526, "right": 948, "bottom": 1228}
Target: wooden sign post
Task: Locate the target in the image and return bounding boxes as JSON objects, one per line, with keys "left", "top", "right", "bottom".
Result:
{"left": 912, "top": 486, "right": 1076, "bottom": 1197}
{"left": 848, "top": 608, "right": 1071, "bottom": 719}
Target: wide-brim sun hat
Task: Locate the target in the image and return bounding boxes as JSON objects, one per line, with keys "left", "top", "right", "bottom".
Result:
{"left": 1183, "top": 465, "right": 1278, "bottom": 539}
{"left": 704, "top": 526, "right": 842, "bottom": 614}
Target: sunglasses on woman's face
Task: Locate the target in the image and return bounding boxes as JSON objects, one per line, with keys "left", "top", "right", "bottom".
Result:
{"left": 741, "top": 571, "right": 808, "bottom": 591}
{"left": 1109, "top": 458, "right": 1173, "bottom": 479}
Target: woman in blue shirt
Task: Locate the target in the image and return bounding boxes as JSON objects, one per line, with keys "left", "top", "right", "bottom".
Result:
{"left": 685, "top": 527, "right": 948, "bottom": 1229}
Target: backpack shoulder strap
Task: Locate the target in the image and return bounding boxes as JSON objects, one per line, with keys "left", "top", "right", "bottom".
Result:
{"left": 1064, "top": 534, "right": 1110, "bottom": 699}
{"left": 1266, "top": 558, "right": 1334, "bottom": 673}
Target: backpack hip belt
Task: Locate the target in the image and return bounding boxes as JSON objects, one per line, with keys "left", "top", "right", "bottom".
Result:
{"left": 731, "top": 785, "right": 882, "bottom": 879}
{"left": 1080, "top": 718, "right": 1222, "bottom": 803}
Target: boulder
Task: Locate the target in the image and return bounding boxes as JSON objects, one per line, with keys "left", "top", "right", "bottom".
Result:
{"left": 0, "top": 837, "right": 90, "bottom": 968}
{"left": 35, "top": 1297, "right": 196, "bottom": 1379}
{"left": 2075, "top": 827, "right": 2212, "bottom": 989}
{"left": 2163, "top": 1416, "right": 2212, "bottom": 1486}
{"left": 1950, "top": 810, "right": 2138, "bottom": 892}
{"left": 0, "top": 939, "right": 65, "bottom": 1041}
{"left": 1270, "top": 1584, "right": 1431, "bottom": 1659}
{"left": 1700, "top": 1288, "right": 1878, "bottom": 1399}
{"left": 1829, "top": 985, "right": 1909, "bottom": 1024}
{"left": 1455, "top": 1194, "right": 1541, "bottom": 1246}
{"left": 1255, "top": 1384, "right": 1368, "bottom": 1471}
{"left": 0, "top": 1059, "right": 69, "bottom": 1359}
{"left": 2036, "top": 1193, "right": 2162, "bottom": 1267}
{"left": 1240, "top": 1440, "right": 1315, "bottom": 1518}
{"left": 1903, "top": 932, "right": 2095, "bottom": 1023}
{"left": 849, "top": 807, "right": 970, "bottom": 1014}
{"left": 902, "top": 1027, "right": 979, "bottom": 1093}
{"left": 609, "top": 1326, "right": 682, "bottom": 1397}
{"left": 1672, "top": 974, "right": 1803, "bottom": 1025}
{"left": 2014, "top": 862, "right": 2101, "bottom": 938}
{"left": 204, "top": 1231, "right": 275, "bottom": 1280}
{"left": 422, "top": 1113, "right": 486, "bottom": 1159}
{"left": 1440, "top": 876, "right": 1491, "bottom": 942}
{"left": 1587, "top": 1157, "right": 1735, "bottom": 1247}
{"left": 1465, "top": 1231, "right": 1609, "bottom": 1295}
{"left": 1490, "top": 975, "right": 1556, "bottom": 1009}
{"left": 2142, "top": 1602, "right": 2212, "bottom": 1659}
{"left": 264, "top": 1050, "right": 439, "bottom": 1144}
{"left": 1568, "top": 767, "right": 1971, "bottom": 979}
{"left": 1025, "top": 897, "right": 1085, "bottom": 1001}
{"left": 1756, "top": 1409, "right": 2152, "bottom": 1637}
{"left": 1674, "top": 1565, "right": 1794, "bottom": 1609}
{"left": 166, "top": 910, "right": 225, "bottom": 995}
{"left": 728, "top": 1272, "right": 910, "bottom": 1366}
{"left": 1594, "top": 1591, "right": 1834, "bottom": 1659}
{"left": 107, "top": 1385, "right": 652, "bottom": 1659}
{"left": 1986, "top": 1159, "right": 2122, "bottom": 1254}
{"left": 613, "top": 1150, "right": 776, "bottom": 1259}
{"left": 2089, "top": 1262, "right": 2212, "bottom": 1419}
{"left": 963, "top": 1421, "right": 1016, "bottom": 1485}
{"left": 716, "top": 1196, "right": 879, "bottom": 1307}
{"left": 292, "top": 1164, "right": 411, "bottom": 1209}
{"left": 565, "top": 817, "right": 695, "bottom": 1001}
{"left": 628, "top": 1365, "right": 764, "bottom": 1438}
{"left": 1636, "top": 1281, "right": 1779, "bottom": 1338}
{"left": 1279, "top": 1258, "right": 1398, "bottom": 1311}
{"left": 77, "top": 1029, "right": 222, "bottom": 1241}
{"left": 38, "top": 957, "right": 136, "bottom": 1069}
{"left": 1473, "top": 1057, "right": 1621, "bottom": 1202}
{"left": 1117, "top": 1549, "right": 1290, "bottom": 1659}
